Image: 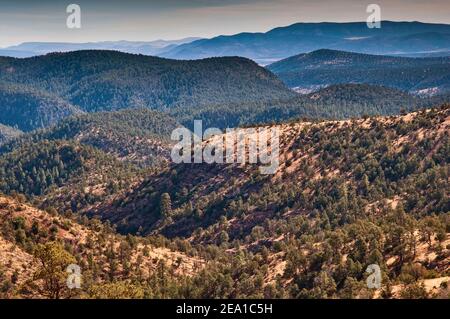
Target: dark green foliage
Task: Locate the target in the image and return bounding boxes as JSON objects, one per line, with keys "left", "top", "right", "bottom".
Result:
{"left": 0, "top": 106, "right": 448, "bottom": 299}
{"left": 0, "top": 82, "right": 82, "bottom": 131}
{"left": 0, "top": 123, "right": 22, "bottom": 144}
{"left": 0, "top": 50, "right": 295, "bottom": 114}
{"left": 0, "top": 140, "right": 89, "bottom": 196}
{"left": 1, "top": 50, "right": 445, "bottom": 133}
{"left": 268, "top": 49, "right": 450, "bottom": 94}
{"left": 98, "top": 106, "right": 449, "bottom": 243}
{"left": 172, "top": 84, "right": 441, "bottom": 130}
{"left": 0, "top": 140, "right": 141, "bottom": 212}
{"left": 1, "top": 108, "right": 178, "bottom": 167}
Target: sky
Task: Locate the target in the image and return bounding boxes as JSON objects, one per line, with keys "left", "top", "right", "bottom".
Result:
{"left": 1, "top": 0, "right": 449, "bottom": 47}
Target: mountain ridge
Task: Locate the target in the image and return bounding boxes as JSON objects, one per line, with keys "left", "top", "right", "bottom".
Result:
{"left": 0, "top": 50, "right": 294, "bottom": 112}
{"left": 161, "top": 21, "right": 450, "bottom": 64}
{"left": 0, "top": 37, "right": 202, "bottom": 58}
{"left": 94, "top": 105, "right": 450, "bottom": 237}
{"left": 267, "top": 49, "right": 450, "bottom": 95}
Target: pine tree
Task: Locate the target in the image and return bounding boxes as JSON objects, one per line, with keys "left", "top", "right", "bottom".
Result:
{"left": 31, "top": 242, "right": 77, "bottom": 299}
{"left": 160, "top": 193, "right": 172, "bottom": 218}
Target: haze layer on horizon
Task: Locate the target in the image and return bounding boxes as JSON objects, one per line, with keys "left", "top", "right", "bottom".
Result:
{"left": 1, "top": 0, "right": 449, "bottom": 47}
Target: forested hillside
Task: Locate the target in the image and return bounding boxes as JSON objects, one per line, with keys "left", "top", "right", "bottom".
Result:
{"left": 267, "top": 49, "right": 450, "bottom": 95}
{"left": 1, "top": 109, "right": 178, "bottom": 167}
{"left": 0, "top": 140, "right": 143, "bottom": 214}
{"left": 85, "top": 105, "right": 449, "bottom": 298}
{"left": 1, "top": 106, "right": 447, "bottom": 299}
{"left": 95, "top": 106, "right": 450, "bottom": 236}
{"left": 0, "top": 82, "right": 82, "bottom": 131}
{"left": 172, "top": 84, "right": 439, "bottom": 130}
{"left": 0, "top": 42, "right": 448, "bottom": 300}
{"left": 1, "top": 50, "right": 447, "bottom": 134}
{"left": 0, "top": 124, "right": 21, "bottom": 144}
{"left": 0, "top": 51, "right": 295, "bottom": 114}
{"left": 0, "top": 194, "right": 204, "bottom": 298}
{"left": 0, "top": 108, "right": 184, "bottom": 215}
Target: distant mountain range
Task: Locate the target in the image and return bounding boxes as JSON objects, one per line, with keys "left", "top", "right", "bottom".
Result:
{"left": 267, "top": 49, "right": 450, "bottom": 95}
{"left": 0, "top": 38, "right": 202, "bottom": 58}
{"left": 160, "top": 21, "right": 450, "bottom": 64}
{"left": 2, "top": 22, "right": 449, "bottom": 65}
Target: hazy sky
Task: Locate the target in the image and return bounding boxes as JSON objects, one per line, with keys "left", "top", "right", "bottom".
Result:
{"left": 1, "top": 0, "right": 449, "bottom": 47}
